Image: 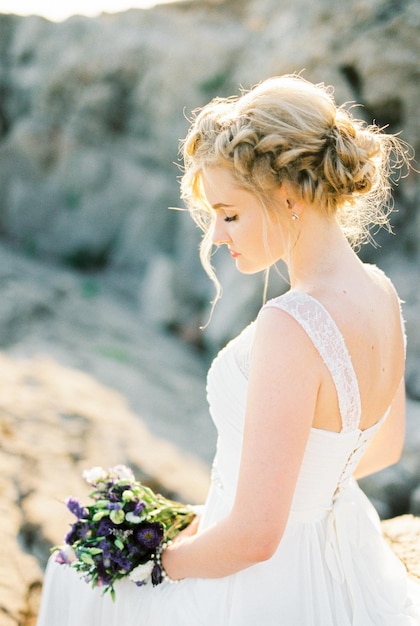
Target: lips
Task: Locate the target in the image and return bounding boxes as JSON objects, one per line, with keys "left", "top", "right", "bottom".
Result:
{"left": 228, "top": 248, "right": 240, "bottom": 258}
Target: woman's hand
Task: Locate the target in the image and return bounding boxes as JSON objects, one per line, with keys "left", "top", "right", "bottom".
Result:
{"left": 160, "top": 514, "right": 201, "bottom": 581}
{"left": 173, "top": 513, "right": 201, "bottom": 544}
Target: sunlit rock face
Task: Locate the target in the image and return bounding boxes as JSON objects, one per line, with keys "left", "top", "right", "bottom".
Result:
{"left": 0, "top": 350, "right": 418, "bottom": 625}
{"left": 0, "top": 2, "right": 419, "bottom": 622}
{"left": 0, "top": 0, "right": 418, "bottom": 349}
{"left": 0, "top": 351, "right": 210, "bottom": 625}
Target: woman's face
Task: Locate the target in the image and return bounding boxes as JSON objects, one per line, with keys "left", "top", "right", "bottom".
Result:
{"left": 201, "top": 167, "right": 288, "bottom": 274}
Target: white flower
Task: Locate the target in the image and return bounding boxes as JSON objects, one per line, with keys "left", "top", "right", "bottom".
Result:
{"left": 125, "top": 512, "right": 143, "bottom": 524}
{"left": 122, "top": 490, "right": 134, "bottom": 502}
{"left": 112, "top": 465, "right": 135, "bottom": 481}
{"left": 82, "top": 466, "right": 107, "bottom": 484}
{"left": 128, "top": 561, "right": 154, "bottom": 583}
{"left": 110, "top": 509, "right": 125, "bottom": 524}
{"left": 55, "top": 544, "right": 76, "bottom": 564}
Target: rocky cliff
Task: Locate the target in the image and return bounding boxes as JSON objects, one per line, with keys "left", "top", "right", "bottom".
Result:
{"left": 0, "top": 351, "right": 418, "bottom": 625}
{"left": 0, "top": 0, "right": 418, "bottom": 492}
{"left": 0, "top": 0, "right": 419, "bottom": 623}
{"left": 0, "top": 352, "right": 210, "bottom": 626}
{"left": 0, "top": 0, "right": 419, "bottom": 352}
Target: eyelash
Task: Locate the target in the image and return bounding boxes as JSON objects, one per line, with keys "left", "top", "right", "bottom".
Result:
{"left": 224, "top": 215, "right": 237, "bottom": 223}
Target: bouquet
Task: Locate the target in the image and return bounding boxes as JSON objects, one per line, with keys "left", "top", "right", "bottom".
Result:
{"left": 53, "top": 465, "right": 195, "bottom": 599}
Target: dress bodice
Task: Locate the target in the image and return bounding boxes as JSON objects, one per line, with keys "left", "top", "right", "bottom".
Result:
{"left": 206, "top": 290, "right": 391, "bottom": 517}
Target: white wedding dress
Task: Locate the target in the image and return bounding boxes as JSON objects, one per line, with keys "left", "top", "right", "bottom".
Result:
{"left": 37, "top": 290, "right": 420, "bottom": 625}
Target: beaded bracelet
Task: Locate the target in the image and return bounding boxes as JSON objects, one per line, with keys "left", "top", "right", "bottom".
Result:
{"left": 154, "top": 540, "right": 180, "bottom": 585}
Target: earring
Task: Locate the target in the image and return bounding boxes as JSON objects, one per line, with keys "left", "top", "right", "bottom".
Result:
{"left": 291, "top": 212, "right": 299, "bottom": 220}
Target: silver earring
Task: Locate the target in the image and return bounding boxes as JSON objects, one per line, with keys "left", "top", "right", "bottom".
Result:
{"left": 291, "top": 212, "right": 299, "bottom": 220}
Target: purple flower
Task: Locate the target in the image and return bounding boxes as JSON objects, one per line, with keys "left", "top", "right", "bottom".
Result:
{"left": 107, "top": 502, "right": 122, "bottom": 510}
{"left": 108, "top": 490, "right": 119, "bottom": 503}
{"left": 151, "top": 562, "right": 163, "bottom": 586}
{"left": 98, "top": 539, "right": 112, "bottom": 559}
{"left": 133, "top": 501, "right": 146, "bottom": 516}
{"left": 97, "top": 518, "right": 114, "bottom": 537}
{"left": 135, "top": 522, "right": 163, "bottom": 551}
{"left": 125, "top": 500, "right": 146, "bottom": 524}
{"left": 65, "top": 521, "right": 89, "bottom": 545}
{"left": 95, "top": 562, "right": 113, "bottom": 587}
{"left": 66, "top": 497, "right": 88, "bottom": 519}
{"left": 112, "top": 551, "right": 132, "bottom": 572}
{"left": 125, "top": 499, "right": 146, "bottom": 516}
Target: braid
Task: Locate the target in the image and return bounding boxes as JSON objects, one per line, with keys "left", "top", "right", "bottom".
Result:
{"left": 181, "top": 74, "right": 413, "bottom": 280}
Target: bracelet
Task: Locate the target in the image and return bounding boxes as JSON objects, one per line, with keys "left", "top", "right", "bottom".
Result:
{"left": 154, "top": 540, "right": 180, "bottom": 585}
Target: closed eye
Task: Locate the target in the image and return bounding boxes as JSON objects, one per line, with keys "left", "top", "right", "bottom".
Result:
{"left": 224, "top": 215, "right": 237, "bottom": 223}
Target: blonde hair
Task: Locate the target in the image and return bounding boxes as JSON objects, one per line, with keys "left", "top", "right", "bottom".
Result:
{"left": 180, "top": 74, "right": 412, "bottom": 293}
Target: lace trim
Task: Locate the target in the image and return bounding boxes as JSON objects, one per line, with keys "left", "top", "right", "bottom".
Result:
{"left": 263, "top": 292, "right": 362, "bottom": 433}
{"left": 210, "top": 461, "right": 224, "bottom": 492}
{"left": 231, "top": 322, "right": 256, "bottom": 379}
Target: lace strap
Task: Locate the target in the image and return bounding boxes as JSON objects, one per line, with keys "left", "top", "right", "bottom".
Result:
{"left": 262, "top": 291, "right": 362, "bottom": 432}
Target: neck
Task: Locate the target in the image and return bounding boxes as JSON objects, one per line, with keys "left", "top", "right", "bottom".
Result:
{"left": 286, "top": 211, "right": 360, "bottom": 293}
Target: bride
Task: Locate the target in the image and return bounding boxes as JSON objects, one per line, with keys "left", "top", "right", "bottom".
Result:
{"left": 37, "top": 74, "right": 420, "bottom": 625}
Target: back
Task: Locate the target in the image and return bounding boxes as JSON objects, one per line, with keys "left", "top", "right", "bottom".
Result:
{"left": 308, "top": 263, "right": 405, "bottom": 433}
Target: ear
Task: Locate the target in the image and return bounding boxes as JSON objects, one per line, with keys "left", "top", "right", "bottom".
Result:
{"left": 274, "top": 184, "right": 300, "bottom": 217}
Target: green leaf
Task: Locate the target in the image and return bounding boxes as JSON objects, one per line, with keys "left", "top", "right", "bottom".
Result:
{"left": 80, "top": 553, "right": 95, "bottom": 566}
{"left": 114, "top": 538, "right": 124, "bottom": 550}
{"left": 92, "top": 510, "right": 110, "bottom": 522}
{"left": 94, "top": 500, "right": 111, "bottom": 508}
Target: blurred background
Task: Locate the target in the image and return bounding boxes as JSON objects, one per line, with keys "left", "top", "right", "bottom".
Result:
{"left": 0, "top": 0, "right": 419, "bottom": 621}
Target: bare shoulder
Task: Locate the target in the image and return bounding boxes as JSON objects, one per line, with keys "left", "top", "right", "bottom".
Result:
{"left": 364, "top": 263, "right": 401, "bottom": 300}
{"left": 251, "top": 301, "right": 323, "bottom": 375}
{"left": 361, "top": 263, "right": 404, "bottom": 328}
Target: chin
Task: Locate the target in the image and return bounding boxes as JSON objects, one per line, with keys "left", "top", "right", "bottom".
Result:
{"left": 235, "top": 262, "right": 267, "bottom": 275}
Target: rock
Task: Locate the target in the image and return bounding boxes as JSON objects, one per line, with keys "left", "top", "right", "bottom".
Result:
{"left": 410, "top": 486, "right": 420, "bottom": 517}
{"left": 0, "top": 352, "right": 210, "bottom": 625}
{"left": 0, "top": 236, "right": 417, "bottom": 520}
{"left": 382, "top": 257, "right": 420, "bottom": 402}
{"left": 0, "top": 350, "right": 419, "bottom": 625}
{"left": 0, "top": 0, "right": 418, "bottom": 350}
{"left": 0, "top": 3, "right": 419, "bottom": 619}
{"left": 0, "top": 241, "right": 216, "bottom": 464}
{"left": 358, "top": 398, "right": 420, "bottom": 519}
{"left": 382, "top": 515, "right": 420, "bottom": 583}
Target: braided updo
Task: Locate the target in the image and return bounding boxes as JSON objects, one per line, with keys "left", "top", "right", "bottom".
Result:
{"left": 181, "top": 74, "right": 411, "bottom": 249}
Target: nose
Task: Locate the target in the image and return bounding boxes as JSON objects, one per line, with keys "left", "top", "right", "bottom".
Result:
{"left": 211, "top": 214, "right": 231, "bottom": 246}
